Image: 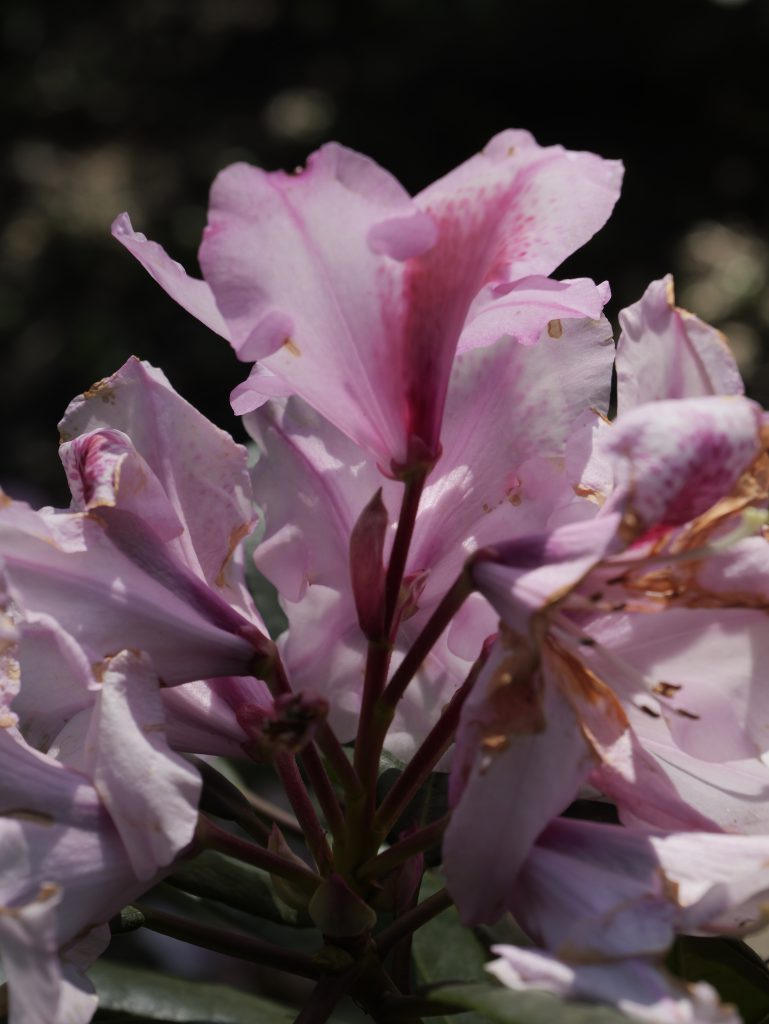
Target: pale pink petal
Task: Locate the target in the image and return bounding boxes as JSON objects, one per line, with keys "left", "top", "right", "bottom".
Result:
{"left": 459, "top": 276, "right": 609, "bottom": 351}
{"left": 416, "top": 129, "right": 622, "bottom": 283}
{"left": 162, "top": 676, "right": 270, "bottom": 757}
{"left": 471, "top": 513, "right": 621, "bottom": 635}
{"left": 514, "top": 819, "right": 769, "bottom": 955}
{"left": 487, "top": 946, "right": 737, "bottom": 1024}
{"left": 0, "top": 886, "right": 98, "bottom": 1024}
{"left": 446, "top": 593, "right": 498, "bottom": 661}
{"left": 11, "top": 611, "right": 98, "bottom": 750}
{"left": 603, "top": 396, "right": 763, "bottom": 532}
{"left": 230, "top": 363, "right": 294, "bottom": 415}
{"left": 626, "top": 719, "right": 769, "bottom": 833}
{"left": 0, "top": 733, "right": 146, "bottom": 1023}
{"left": 245, "top": 397, "right": 392, "bottom": 601}
{"left": 194, "top": 133, "right": 620, "bottom": 468}
{"left": 111, "top": 213, "right": 230, "bottom": 339}
{"left": 510, "top": 819, "right": 676, "bottom": 959}
{"left": 650, "top": 830, "right": 769, "bottom": 935}
{"left": 60, "top": 428, "right": 183, "bottom": 542}
{"left": 587, "top": 724, "right": 721, "bottom": 833}
{"left": 616, "top": 275, "right": 743, "bottom": 414}
{"left": 409, "top": 320, "right": 615, "bottom": 601}
{"left": 80, "top": 650, "right": 201, "bottom": 878}
{"left": 59, "top": 357, "right": 256, "bottom": 596}
{"left": 198, "top": 144, "right": 420, "bottom": 465}
{"left": 565, "top": 410, "right": 615, "bottom": 503}
{"left": 586, "top": 608, "right": 769, "bottom": 762}
{"left": 0, "top": 501, "right": 259, "bottom": 683}
{"left": 444, "top": 646, "right": 594, "bottom": 923}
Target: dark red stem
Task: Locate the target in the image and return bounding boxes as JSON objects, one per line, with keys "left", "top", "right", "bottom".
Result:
{"left": 375, "top": 642, "right": 491, "bottom": 833}
{"left": 135, "top": 903, "right": 322, "bottom": 979}
{"left": 200, "top": 816, "right": 321, "bottom": 890}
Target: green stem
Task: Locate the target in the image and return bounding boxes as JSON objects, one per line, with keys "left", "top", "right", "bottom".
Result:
{"left": 375, "top": 889, "right": 453, "bottom": 957}
{"left": 134, "top": 903, "right": 322, "bottom": 979}
{"left": 358, "top": 815, "right": 448, "bottom": 881}
{"left": 199, "top": 816, "right": 321, "bottom": 891}
{"left": 375, "top": 642, "right": 491, "bottom": 834}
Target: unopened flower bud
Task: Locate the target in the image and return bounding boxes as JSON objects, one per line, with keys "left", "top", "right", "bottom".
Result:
{"left": 268, "top": 824, "right": 316, "bottom": 911}
{"left": 237, "top": 692, "right": 329, "bottom": 760}
{"left": 349, "top": 488, "right": 389, "bottom": 638}
{"left": 308, "top": 873, "right": 378, "bottom": 938}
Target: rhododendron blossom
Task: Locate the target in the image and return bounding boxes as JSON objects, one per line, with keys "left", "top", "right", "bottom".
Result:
{"left": 3, "top": 132, "right": 769, "bottom": 1024}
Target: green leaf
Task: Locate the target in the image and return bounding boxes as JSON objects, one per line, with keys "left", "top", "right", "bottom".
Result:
{"left": 668, "top": 935, "right": 769, "bottom": 1024}
{"left": 165, "top": 849, "right": 311, "bottom": 927}
{"left": 412, "top": 871, "right": 490, "bottom": 1023}
{"left": 428, "top": 982, "right": 629, "bottom": 1024}
{"left": 378, "top": 750, "right": 407, "bottom": 775}
{"left": 90, "top": 960, "right": 294, "bottom": 1022}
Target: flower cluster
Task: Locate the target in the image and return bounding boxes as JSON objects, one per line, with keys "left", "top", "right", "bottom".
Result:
{"left": 3, "top": 130, "right": 769, "bottom": 1024}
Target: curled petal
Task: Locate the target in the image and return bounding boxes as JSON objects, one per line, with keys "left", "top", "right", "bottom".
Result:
{"left": 616, "top": 275, "right": 743, "bottom": 413}
{"left": 603, "top": 396, "right": 764, "bottom": 534}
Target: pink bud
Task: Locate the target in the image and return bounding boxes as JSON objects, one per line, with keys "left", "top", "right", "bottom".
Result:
{"left": 349, "top": 488, "right": 389, "bottom": 638}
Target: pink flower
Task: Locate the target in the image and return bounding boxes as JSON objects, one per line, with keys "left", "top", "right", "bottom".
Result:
{"left": 487, "top": 947, "right": 738, "bottom": 1023}
{"left": 0, "top": 584, "right": 199, "bottom": 1022}
{"left": 0, "top": 358, "right": 275, "bottom": 756}
{"left": 443, "top": 281, "right": 768, "bottom": 922}
{"left": 485, "top": 815, "right": 769, "bottom": 1023}
{"left": 113, "top": 130, "right": 621, "bottom": 473}
{"left": 247, "top": 315, "right": 614, "bottom": 756}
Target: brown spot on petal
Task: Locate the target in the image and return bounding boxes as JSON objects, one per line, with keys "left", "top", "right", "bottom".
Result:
{"left": 547, "top": 319, "right": 563, "bottom": 339}
{"left": 640, "top": 705, "right": 661, "bottom": 718}
{"left": 574, "top": 484, "right": 605, "bottom": 506}
{"left": 676, "top": 708, "right": 700, "bottom": 720}
{"left": 0, "top": 714, "right": 16, "bottom": 728}
{"left": 481, "top": 734, "right": 509, "bottom": 754}
{"left": 0, "top": 883, "right": 60, "bottom": 918}
{"left": 141, "top": 723, "right": 165, "bottom": 734}
{"left": 215, "top": 520, "right": 252, "bottom": 588}
{"left": 652, "top": 681, "right": 682, "bottom": 698}
{"left": 282, "top": 337, "right": 301, "bottom": 357}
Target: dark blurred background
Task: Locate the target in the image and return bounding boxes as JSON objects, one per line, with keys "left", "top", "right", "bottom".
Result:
{"left": 3, "top": 0, "right": 769, "bottom": 505}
